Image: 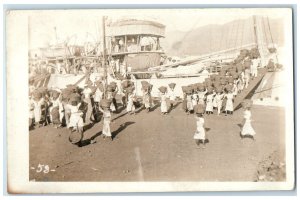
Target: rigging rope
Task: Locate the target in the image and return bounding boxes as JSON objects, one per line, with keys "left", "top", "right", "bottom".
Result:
{"left": 219, "top": 25, "right": 225, "bottom": 52}
{"left": 266, "top": 16, "right": 279, "bottom": 63}
{"left": 267, "top": 16, "right": 275, "bottom": 48}
{"left": 240, "top": 18, "right": 245, "bottom": 49}
{"left": 234, "top": 18, "right": 240, "bottom": 50}
{"left": 262, "top": 17, "right": 269, "bottom": 46}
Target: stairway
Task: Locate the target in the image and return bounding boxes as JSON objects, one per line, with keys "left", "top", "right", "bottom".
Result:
{"left": 233, "top": 67, "right": 267, "bottom": 110}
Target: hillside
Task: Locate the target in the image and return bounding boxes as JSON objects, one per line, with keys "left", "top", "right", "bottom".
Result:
{"left": 161, "top": 17, "right": 284, "bottom": 57}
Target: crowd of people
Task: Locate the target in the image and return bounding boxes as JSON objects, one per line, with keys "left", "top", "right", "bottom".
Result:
{"left": 29, "top": 58, "right": 103, "bottom": 77}
{"left": 29, "top": 48, "right": 279, "bottom": 148}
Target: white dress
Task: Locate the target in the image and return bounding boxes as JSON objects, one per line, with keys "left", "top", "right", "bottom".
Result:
{"left": 232, "top": 84, "right": 238, "bottom": 96}
{"left": 107, "top": 92, "right": 116, "bottom": 112}
{"left": 214, "top": 94, "right": 224, "bottom": 109}
{"left": 168, "top": 90, "right": 176, "bottom": 103}
{"left": 225, "top": 93, "right": 234, "bottom": 112}
{"left": 198, "top": 90, "right": 207, "bottom": 105}
{"left": 29, "top": 99, "right": 34, "bottom": 119}
{"left": 68, "top": 104, "right": 84, "bottom": 128}
{"left": 33, "top": 98, "right": 44, "bottom": 122}
{"left": 143, "top": 91, "right": 151, "bottom": 109}
{"left": 205, "top": 94, "right": 214, "bottom": 112}
{"left": 241, "top": 110, "right": 256, "bottom": 136}
{"left": 193, "top": 117, "right": 205, "bottom": 140}
{"left": 49, "top": 97, "right": 63, "bottom": 123}
{"left": 186, "top": 94, "right": 194, "bottom": 111}
{"left": 192, "top": 93, "right": 198, "bottom": 107}
{"left": 160, "top": 93, "right": 168, "bottom": 113}
{"left": 126, "top": 94, "right": 136, "bottom": 112}
{"left": 102, "top": 111, "right": 112, "bottom": 137}
{"left": 94, "top": 88, "right": 103, "bottom": 103}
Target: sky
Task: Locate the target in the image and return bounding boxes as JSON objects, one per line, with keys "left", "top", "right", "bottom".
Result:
{"left": 28, "top": 8, "right": 290, "bottom": 49}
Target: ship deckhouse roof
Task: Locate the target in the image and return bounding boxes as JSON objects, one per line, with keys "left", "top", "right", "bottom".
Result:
{"left": 108, "top": 19, "right": 165, "bottom": 37}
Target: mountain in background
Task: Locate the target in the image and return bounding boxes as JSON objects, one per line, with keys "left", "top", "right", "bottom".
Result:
{"left": 160, "top": 17, "right": 284, "bottom": 57}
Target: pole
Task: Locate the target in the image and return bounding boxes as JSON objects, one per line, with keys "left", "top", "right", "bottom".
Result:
{"left": 102, "top": 16, "right": 107, "bottom": 98}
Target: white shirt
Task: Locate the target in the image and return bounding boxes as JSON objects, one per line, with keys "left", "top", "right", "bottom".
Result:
{"left": 169, "top": 90, "right": 176, "bottom": 101}
{"left": 82, "top": 88, "right": 92, "bottom": 99}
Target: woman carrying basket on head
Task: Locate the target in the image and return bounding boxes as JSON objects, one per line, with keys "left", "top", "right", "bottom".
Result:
{"left": 159, "top": 86, "right": 168, "bottom": 115}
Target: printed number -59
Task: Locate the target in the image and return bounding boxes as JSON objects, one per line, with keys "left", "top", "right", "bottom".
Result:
{"left": 36, "top": 164, "right": 50, "bottom": 173}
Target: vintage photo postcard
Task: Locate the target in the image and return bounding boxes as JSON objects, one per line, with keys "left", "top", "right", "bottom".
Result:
{"left": 6, "top": 8, "right": 295, "bottom": 193}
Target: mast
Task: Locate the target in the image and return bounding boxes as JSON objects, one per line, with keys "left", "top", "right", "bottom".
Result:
{"left": 253, "top": 15, "right": 268, "bottom": 66}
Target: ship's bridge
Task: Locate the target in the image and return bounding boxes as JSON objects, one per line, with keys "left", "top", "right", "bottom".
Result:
{"left": 107, "top": 19, "right": 166, "bottom": 55}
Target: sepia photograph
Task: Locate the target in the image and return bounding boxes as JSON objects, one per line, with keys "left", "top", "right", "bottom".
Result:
{"left": 6, "top": 8, "right": 295, "bottom": 193}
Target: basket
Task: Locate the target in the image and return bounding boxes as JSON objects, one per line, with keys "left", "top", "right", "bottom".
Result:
{"left": 168, "top": 83, "right": 176, "bottom": 89}
{"left": 158, "top": 86, "right": 167, "bottom": 93}
{"left": 101, "top": 99, "right": 112, "bottom": 108}
{"left": 194, "top": 104, "right": 205, "bottom": 114}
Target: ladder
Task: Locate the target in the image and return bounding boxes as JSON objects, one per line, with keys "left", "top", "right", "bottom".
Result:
{"left": 233, "top": 68, "right": 267, "bottom": 110}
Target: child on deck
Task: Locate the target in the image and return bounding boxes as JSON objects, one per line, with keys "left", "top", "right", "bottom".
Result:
{"left": 99, "top": 101, "right": 113, "bottom": 141}
{"left": 240, "top": 101, "right": 256, "bottom": 140}
{"left": 193, "top": 111, "right": 206, "bottom": 149}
